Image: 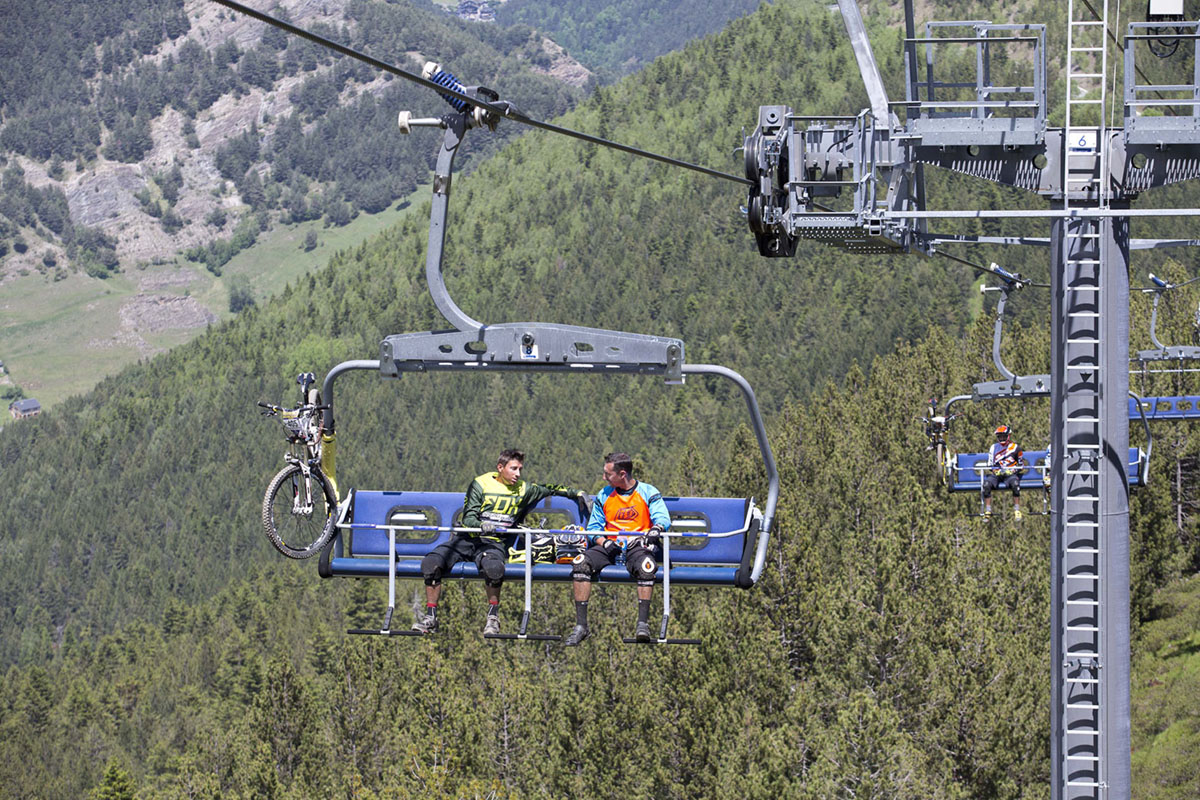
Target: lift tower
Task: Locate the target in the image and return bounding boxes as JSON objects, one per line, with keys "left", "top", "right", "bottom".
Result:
{"left": 744, "top": 1, "right": 1200, "bottom": 797}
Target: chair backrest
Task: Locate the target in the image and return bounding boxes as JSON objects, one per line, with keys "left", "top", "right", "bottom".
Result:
{"left": 1129, "top": 395, "right": 1200, "bottom": 421}
{"left": 340, "top": 490, "right": 752, "bottom": 566}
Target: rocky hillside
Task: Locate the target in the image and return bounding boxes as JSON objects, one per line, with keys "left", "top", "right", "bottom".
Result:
{"left": 0, "top": 0, "right": 589, "bottom": 281}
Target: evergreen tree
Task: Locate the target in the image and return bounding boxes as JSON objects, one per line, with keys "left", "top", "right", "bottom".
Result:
{"left": 91, "top": 761, "right": 136, "bottom": 800}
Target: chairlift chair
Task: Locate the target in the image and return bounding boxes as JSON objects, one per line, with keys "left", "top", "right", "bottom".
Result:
{"left": 307, "top": 78, "right": 779, "bottom": 645}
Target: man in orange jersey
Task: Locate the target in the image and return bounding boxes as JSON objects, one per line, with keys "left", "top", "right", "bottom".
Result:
{"left": 565, "top": 452, "right": 671, "bottom": 645}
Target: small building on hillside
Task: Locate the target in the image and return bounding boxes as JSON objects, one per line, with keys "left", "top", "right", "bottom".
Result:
{"left": 9, "top": 398, "right": 41, "bottom": 419}
{"left": 456, "top": 1, "right": 495, "bottom": 22}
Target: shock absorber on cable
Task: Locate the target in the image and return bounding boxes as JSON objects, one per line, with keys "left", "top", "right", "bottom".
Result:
{"left": 422, "top": 61, "right": 471, "bottom": 113}
{"left": 421, "top": 61, "right": 503, "bottom": 130}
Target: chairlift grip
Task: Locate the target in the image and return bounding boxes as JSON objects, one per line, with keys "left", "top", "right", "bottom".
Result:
{"left": 989, "top": 262, "right": 1025, "bottom": 287}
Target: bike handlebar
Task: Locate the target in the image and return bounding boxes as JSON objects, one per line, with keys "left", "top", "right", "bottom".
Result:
{"left": 257, "top": 401, "right": 331, "bottom": 415}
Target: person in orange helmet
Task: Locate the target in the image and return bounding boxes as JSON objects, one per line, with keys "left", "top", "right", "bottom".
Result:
{"left": 983, "top": 425, "right": 1027, "bottom": 520}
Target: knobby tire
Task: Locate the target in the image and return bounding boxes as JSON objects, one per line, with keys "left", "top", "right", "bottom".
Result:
{"left": 262, "top": 463, "right": 337, "bottom": 559}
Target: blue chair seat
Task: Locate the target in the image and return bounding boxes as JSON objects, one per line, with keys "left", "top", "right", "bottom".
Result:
{"left": 319, "top": 489, "right": 760, "bottom": 587}
{"left": 949, "top": 448, "right": 1146, "bottom": 491}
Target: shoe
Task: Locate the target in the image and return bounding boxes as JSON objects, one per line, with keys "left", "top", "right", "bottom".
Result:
{"left": 1013, "top": 508, "right": 1023, "bottom": 521}
{"left": 635, "top": 621, "right": 653, "bottom": 642}
{"left": 564, "top": 624, "right": 590, "bottom": 646}
{"left": 411, "top": 614, "right": 438, "bottom": 634}
{"left": 483, "top": 616, "right": 500, "bottom": 636}
{"left": 982, "top": 509, "right": 993, "bottom": 519}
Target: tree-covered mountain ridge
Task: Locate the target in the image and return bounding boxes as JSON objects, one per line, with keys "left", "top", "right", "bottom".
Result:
{"left": 3, "top": 315, "right": 1200, "bottom": 798}
{"left": 1, "top": 0, "right": 1199, "bottom": 796}
{"left": 0, "top": 0, "right": 596, "bottom": 410}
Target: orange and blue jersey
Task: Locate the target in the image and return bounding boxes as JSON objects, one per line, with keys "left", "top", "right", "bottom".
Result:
{"left": 987, "top": 441, "right": 1024, "bottom": 473}
{"left": 586, "top": 481, "right": 671, "bottom": 544}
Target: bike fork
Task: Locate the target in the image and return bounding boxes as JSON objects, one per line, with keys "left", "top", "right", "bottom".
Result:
{"left": 291, "top": 464, "right": 316, "bottom": 515}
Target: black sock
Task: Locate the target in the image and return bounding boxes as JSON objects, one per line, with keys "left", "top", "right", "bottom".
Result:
{"left": 487, "top": 601, "right": 499, "bottom": 618}
{"left": 575, "top": 600, "right": 588, "bottom": 627}
{"left": 426, "top": 603, "right": 438, "bottom": 620}
{"left": 638, "top": 599, "right": 650, "bottom": 624}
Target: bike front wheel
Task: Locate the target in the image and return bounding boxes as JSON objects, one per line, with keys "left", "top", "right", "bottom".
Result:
{"left": 262, "top": 464, "right": 338, "bottom": 559}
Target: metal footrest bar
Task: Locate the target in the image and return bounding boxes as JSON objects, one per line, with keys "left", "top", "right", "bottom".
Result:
{"left": 621, "top": 613, "right": 701, "bottom": 646}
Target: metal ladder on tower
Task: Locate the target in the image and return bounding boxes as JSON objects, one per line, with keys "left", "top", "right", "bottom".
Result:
{"left": 1059, "top": 1, "right": 1109, "bottom": 797}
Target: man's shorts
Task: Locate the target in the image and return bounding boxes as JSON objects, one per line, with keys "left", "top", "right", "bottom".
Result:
{"left": 428, "top": 534, "right": 506, "bottom": 570}
{"left": 576, "top": 538, "right": 662, "bottom": 580}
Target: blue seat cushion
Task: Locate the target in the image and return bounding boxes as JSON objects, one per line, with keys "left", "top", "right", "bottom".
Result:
{"left": 326, "top": 490, "right": 755, "bottom": 585}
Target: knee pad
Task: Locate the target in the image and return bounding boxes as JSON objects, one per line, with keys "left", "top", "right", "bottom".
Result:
{"left": 421, "top": 553, "right": 444, "bottom": 585}
{"left": 634, "top": 554, "right": 657, "bottom": 583}
{"left": 480, "top": 553, "right": 506, "bottom": 586}
{"left": 572, "top": 552, "right": 594, "bottom": 581}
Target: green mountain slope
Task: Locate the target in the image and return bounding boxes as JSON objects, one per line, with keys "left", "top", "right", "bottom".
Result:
{"left": 1132, "top": 573, "right": 1200, "bottom": 800}
{"left": 0, "top": 0, "right": 585, "bottom": 408}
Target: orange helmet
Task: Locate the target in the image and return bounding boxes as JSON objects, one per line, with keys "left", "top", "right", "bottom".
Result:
{"left": 994, "top": 425, "right": 1011, "bottom": 438}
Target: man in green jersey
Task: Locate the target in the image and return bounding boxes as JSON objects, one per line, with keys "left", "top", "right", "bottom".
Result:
{"left": 413, "top": 448, "right": 588, "bottom": 635}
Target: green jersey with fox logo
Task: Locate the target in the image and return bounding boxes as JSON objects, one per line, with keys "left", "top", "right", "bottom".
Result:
{"left": 461, "top": 472, "right": 580, "bottom": 535}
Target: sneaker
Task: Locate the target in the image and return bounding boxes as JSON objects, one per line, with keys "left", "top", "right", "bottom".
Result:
{"left": 411, "top": 614, "right": 438, "bottom": 634}
{"left": 635, "top": 621, "right": 653, "bottom": 642}
{"left": 564, "top": 624, "right": 590, "bottom": 646}
{"left": 483, "top": 615, "right": 500, "bottom": 636}
{"left": 982, "top": 509, "right": 993, "bottom": 519}
{"left": 1013, "top": 508, "right": 1023, "bottom": 521}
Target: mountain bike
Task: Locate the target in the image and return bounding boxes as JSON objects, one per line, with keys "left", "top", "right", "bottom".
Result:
{"left": 259, "top": 373, "right": 338, "bottom": 559}
{"left": 920, "top": 398, "right": 961, "bottom": 487}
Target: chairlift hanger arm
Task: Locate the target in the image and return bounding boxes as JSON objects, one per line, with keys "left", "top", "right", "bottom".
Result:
{"left": 1146, "top": 277, "right": 1170, "bottom": 352}
{"left": 210, "top": 0, "right": 749, "bottom": 187}
{"left": 423, "top": 116, "right": 479, "bottom": 333}
{"left": 1129, "top": 391, "right": 1153, "bottom": 486}
{"left": 398, "top": 98, "right": 689, "bottom": 384}
{"left": 682, "top": 364, "right": 778, "bottom": 584}
{"left": 1136, "top": 273, "right": 1200, "bottom": 361}
{"left": 942, "top": 279, "right": 1050, "bottom": 401}
{"left": 986, "top": 284, "right": 1018, "bottom": 383}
